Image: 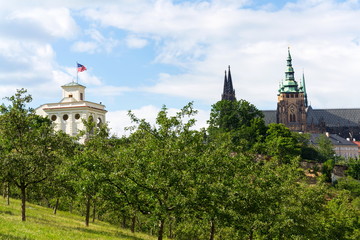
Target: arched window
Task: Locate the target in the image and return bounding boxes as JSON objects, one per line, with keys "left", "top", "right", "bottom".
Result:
{"left": 289, "top": 114, "right": 296, "bottom": 122}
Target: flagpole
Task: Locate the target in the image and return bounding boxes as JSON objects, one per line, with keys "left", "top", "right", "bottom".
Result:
{"left": 76, "top": 62, "right": 78, "bottom": 83}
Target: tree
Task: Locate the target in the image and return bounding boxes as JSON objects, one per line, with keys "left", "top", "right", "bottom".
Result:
{"left": 320, "top": 191, "right": 360, "bottom": 239}
{"left": 114, "top": 103, "right": 204, "bottom": 240}
{"left": 207, "top": 99, "right": 266, "bottom": 148}
{"left": 71, "top": 116, "right": 113, "bottom": 226}
{"left": 263, "top": 123, "right": 301, "bottom": 163}
{"left": 0, "top": 89, "right": 62, "bottom": 221}
{"left": 228, "top": 156, "right": 327, "bottom": 239}
{"left": 347, "top": 158, "right": 360, "bottom": 180}
{"left": 317, "top": 134, "right": 335, "bottom": 162}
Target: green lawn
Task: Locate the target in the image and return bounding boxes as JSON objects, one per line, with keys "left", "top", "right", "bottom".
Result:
{"left": 0, "top": 198, "right": 156, "bottom": 240}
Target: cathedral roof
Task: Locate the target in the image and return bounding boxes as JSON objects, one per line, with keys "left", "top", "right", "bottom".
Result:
{"left": 261, "top": 108, "right": 360, "bottom": 128}
{"left": 262, "top": 110, "right": 277, "bottom": 125}
{"left": 307, "top": 108, "right": 360, "bottom": 127}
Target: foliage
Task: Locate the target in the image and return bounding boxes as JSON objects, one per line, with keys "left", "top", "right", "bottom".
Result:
{"left": 71, "top": 116, "right": 113, "bottom": 226}
{"left": 207, "top": 99, "right": 266, "bottom": 148}
{"left": 262, "top": 123, "right": 301, "bottom": 163}
{"left": 321, "top": 191, "right": 360, "bottom": 239}
{"left": 316, "top": 134, "right": 336, "bottom": 162}
{"left": 228, "top": 157, "right": 326, "bottom": 239}
{"left": 347, "top": 158, "right": 360, "bottom": 180}
{"left": 321, "top": 159, "right": 335, "bottom": 183}
{"left": 0, "top": 89, "right": 63, "bottom": 221}
{"left": 114, "top": 102, "right": 204, "bottom": 240}
{"left": 336, "top": 177, "right": 360, "bottom": 197}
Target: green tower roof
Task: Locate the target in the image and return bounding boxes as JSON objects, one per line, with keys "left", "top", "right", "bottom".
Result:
{"left": 278, "top": 48, "right": 302, "bottom": 94}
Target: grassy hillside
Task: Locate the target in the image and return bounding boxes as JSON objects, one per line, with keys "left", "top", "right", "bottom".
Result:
{"left": 0, "top": 198, "right": 156, "bottom": 240}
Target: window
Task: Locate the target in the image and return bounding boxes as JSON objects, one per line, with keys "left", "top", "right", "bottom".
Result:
{"left": 51, "top": 115, "right": 57, "bottom": 121}
{"left": 289, "top": 114, "right": 296, "bottom": 122}
{"left": 63, "top": 114, "right": 69, "bottom": 121}
{"left": 75, "top": 114, "right": 80, "bottom": 120}
{"left": 80, "top": 93, "right": 83, "bottom": 100}
{"left": 69, "top": 94, "right": 73, "bottom": 98}
{"left": 97, "top": 117, "right": 102, "bottom": 127}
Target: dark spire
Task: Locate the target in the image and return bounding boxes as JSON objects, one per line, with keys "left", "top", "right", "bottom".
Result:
{"left": 228, "top": 65, "right": 234, "bottom": 92}
{"left": 221, "top": 65, "right": 236, "bottom": 101}
{"left": 302, "top": 72, "right": 308, "bottom": 107}
{"left": 223, "top": 70, "right": 228, "bottom": 95}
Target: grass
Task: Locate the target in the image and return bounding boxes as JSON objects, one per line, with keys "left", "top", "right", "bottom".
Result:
{"left": 0, "top": 198, "right": 156, "bottom": 240}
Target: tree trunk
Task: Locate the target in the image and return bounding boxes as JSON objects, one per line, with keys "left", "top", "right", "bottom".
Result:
{"left": 131, "top": 215, "right": 136, "bottom": 233}
{"left": 85, "top": 195, "right": 91, "bottom": 227}
{"left": 2, "top": 182, "right": 5, "bottom": 199}
{"left": 209, "top": 219, "right": 215, "bottom": 240}
{"left": 20, "top": 184, "right": 26, "bottom": 222}
{"left": 122, "top": 215, "right": 127, "bottom": 228}
{"left": 249, "top": 229, "right": 253, "bottom": 240}
{"left": 92, "top": 199, "right": 96, "bottom": 223}
{"left": 169, "top": 220, "right": 172, "bottom": 239}
{"left": 6, "top": 183, "right": 10, "bottom": 206}
{"left": 53, "top": 198, "right": 59, "bottom": 215}
{"left": 158, "top": 219, "right": 165, "bottom": 240}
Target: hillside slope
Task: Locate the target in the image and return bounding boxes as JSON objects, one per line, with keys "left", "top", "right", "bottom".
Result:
{"left": 0, "top": 198, "right": 156, "bottom": 240}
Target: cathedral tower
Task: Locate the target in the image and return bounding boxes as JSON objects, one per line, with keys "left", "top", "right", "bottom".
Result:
{"left": 221, "top": 65, "right": 236, "bottom": 101}
{"left": 277, "top": 48, "right": 307, "bottom": 132}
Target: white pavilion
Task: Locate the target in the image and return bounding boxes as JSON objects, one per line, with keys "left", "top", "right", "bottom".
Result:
{"left": 36, "top": 82, "right": 107, "bottom": 141}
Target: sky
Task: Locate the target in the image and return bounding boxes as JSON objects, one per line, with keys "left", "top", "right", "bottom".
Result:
{"left": 1, "top": 0, "right": 360, "bottom": 136}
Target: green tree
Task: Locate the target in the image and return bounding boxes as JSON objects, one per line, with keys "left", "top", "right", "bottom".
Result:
{"left": 347, "top": 158, "right": 360, "bottom": 180}
{"left": 183, "top": 132, "right": 239, "bottom": 240}
{"left": 229, "top": 157, "right": 326, "bottom": 239}
{"left": 336, "top": 177, "right": 360, "bottom": 197}
{"left": 72, "top": 116, "right": 113, "bottom": 226}
{"left": 207, "top": 99, "right": 266, "bottom": 148}
{"left": 114, "top": 103, "right": 204, "bottom": 240}
{"left": 320, "top": 191, "right": 360, "bottom": 239}
{"left": 263, "top": 123, "right": 301, "bottom": 163}
{"left": 317, "top": 134, "right": 336, "bottom": 162}
{"left": 0, "top": 89, "right": 62, "bottom": 221}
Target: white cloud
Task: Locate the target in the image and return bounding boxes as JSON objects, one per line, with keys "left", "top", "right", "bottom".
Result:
{"left": 71, "top": 41, "right": 98, "bottom": 53}
{"left": 78, "top": 71, "right": 102, "bottom": 86}
{"left": 107, "top": 105, "right": 210, "bottom": 137}
{"left": 71, "top": 28, "right": 119, "bottom": 53}
{"left": 125, "top": 35, "right": 148, "bottom": 49}
{"left": 0, "top": 38, "right": 55, "bottom": 84}
{"left": 87, "top": 85, "right": 132, "bottom": 96}
{"left": 7, "top": 7, "right": 78, "bottom": 39}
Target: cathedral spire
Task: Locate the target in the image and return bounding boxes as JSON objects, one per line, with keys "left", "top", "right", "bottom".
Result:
{"left": 302, "top": 72, "right": 308, "bottom": 107}
{"left": 221, "top": 65, "right": 236, "bottom": 101}
{"left": 223, "top": 70, "right": 228, "bottom": 95}
{"left": 279, "top": 48, "right": 299, "bottom": 93}
{"left": 285, "top": 47, "right": 295, "bottom": 81}
{"left": 228, "top": 65, "right": 234, "bottom": 92}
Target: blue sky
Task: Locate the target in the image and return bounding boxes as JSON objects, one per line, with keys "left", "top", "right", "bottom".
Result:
{"left": 1, "top": 0, "right": 360, "bottom": 136}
